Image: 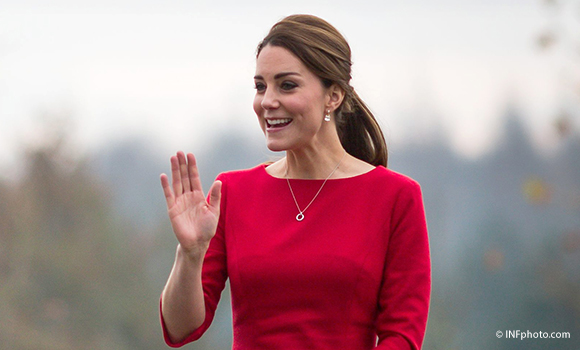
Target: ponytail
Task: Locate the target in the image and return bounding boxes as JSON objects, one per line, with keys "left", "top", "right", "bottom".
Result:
{"left": 336, "top": 88, "right": 388, "bottom": 167}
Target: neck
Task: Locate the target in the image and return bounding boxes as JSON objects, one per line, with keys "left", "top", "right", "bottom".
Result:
{"left": 285, "top": 143, "right": 346, "bottom": 179}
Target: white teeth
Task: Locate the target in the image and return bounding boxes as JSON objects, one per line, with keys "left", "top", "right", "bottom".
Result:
{"left": 266, "top": 118, "right": 292, "bottom": 126}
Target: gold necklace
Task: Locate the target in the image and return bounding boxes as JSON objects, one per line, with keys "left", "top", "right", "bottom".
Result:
{"left": 285, "top": 151, "right": 347, "bottom": 221}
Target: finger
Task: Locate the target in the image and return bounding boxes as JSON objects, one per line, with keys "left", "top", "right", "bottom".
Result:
{"left": 170, "top": 155, "right": 183, "bottom": 196}
{"left": 208, "top": 180, "right": 222, "bottom": 210}
{"left": 187, "top": 153, "right": 203, "bottom": 193}
{"left": 177, "top": 151, "right": 192, "bottom": 192}
{"left": 160, "top": 173, "right": 175, "bottom": 208}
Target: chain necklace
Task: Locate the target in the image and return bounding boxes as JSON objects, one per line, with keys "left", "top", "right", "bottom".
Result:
{"left": 285, "top": 150, "right": 347, "bottom": 221}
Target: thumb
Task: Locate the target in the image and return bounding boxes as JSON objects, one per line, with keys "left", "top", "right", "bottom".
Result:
{"left": 208, "top": 180, "right": 222, "bottom": 209}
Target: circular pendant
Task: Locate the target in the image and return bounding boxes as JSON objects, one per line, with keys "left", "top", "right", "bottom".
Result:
{"left": 296, "top": 212, "right": 305, "bottom": 221}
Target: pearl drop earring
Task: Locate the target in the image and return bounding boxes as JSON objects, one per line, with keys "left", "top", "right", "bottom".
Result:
{"left": 324, "top": 110, "right": 331, "bottom": 122}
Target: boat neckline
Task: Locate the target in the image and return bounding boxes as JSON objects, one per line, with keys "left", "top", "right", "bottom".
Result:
{"left": 259, "top": 163, "right": 382, "bottom": 181}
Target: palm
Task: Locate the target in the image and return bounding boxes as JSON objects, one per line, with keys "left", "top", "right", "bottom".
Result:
{"left": 168, "top": 190, "right": 217, "bottom": 247}
{"left": 160, "top": 152, "right": 222, "bottom": 253}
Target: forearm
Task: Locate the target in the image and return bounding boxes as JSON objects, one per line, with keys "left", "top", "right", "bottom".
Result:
{"left": 161, "top": 244, "right": 208, "bottom": 344}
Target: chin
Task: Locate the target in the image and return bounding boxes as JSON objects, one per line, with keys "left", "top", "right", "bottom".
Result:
{"left": 265, "top": 143, "right": 287, "bottom": 153}
{"left": 265, "top": 139, "right": 290, "bottom": 153}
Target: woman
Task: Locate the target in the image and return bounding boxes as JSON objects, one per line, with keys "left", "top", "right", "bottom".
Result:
{"left": 160, "top": 14, "right": 431, "bottom": 350}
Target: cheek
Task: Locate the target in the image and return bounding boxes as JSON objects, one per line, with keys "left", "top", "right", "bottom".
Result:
{"left": 253, "top": 95, "right": 266, "bottom": 132}
{"left": 253, "top": 95, "right": 263, "bottom": 117}
{"left": 290, "top": 94, "right": 322, "bottom": 118}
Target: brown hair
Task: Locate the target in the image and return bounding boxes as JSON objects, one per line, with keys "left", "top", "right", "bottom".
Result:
{"left": 256, "top": 14, "right": 388, "bottom": 167}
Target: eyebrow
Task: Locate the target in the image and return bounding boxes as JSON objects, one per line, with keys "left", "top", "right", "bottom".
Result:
{"left": 254, "top": 72, "right": 301, "bottom": 80}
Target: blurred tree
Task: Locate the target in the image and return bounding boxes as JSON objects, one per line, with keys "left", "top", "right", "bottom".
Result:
{"left": 0, "top": 123, "right": 163, "bottom": 349}
{"left": 537, "top": 0, "right": 580, "bottom": 139}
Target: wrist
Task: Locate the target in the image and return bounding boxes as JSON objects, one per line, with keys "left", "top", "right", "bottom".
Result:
{"left": 177, "top": 242, "right": 209, "bottom": 262}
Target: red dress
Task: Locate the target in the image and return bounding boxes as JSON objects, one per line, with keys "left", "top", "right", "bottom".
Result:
{"left": 161, "top": 165, "right": 431, "bottom": 349}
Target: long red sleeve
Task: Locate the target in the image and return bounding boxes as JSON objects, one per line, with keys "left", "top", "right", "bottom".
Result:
{"left": 375, "top": 179, "right": 431, "bottom": 349}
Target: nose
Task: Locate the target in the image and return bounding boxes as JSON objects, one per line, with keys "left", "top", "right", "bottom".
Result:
{"left": 260, "top": 87, "right": 279, "bottom": 110}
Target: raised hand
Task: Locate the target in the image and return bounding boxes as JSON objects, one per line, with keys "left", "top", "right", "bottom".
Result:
{"left": 160, "top": 152, "right": 222, "bottom": 256}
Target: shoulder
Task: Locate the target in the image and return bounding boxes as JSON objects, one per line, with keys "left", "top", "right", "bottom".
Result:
{"left": 368, "top": 166, "right": 421, "bottom": 190}
{"left": 362, "top": 167, "right": 424, "bottom": 207}
{"left": 215, "top": 164, "right": 268, "bottom": 184}
{"left": 342, "top": 166, "right": 423, "bottom": 208}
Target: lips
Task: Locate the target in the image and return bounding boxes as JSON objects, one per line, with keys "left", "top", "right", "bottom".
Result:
{"left": 266, "top": 118, "right": 292, "bottom": 128}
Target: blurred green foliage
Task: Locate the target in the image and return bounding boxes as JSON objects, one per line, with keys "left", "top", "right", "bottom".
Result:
{"left": 0, "top": 135, "right": 166, "bottom": 349}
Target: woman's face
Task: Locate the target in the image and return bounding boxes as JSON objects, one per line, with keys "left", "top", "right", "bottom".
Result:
{"left": 253, "top": 45, "right": 331, "bottom": 153}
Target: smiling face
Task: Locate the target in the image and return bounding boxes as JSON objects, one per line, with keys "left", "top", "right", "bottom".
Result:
{"left": 253, "top": 45, "right": 334, "bottom": 153}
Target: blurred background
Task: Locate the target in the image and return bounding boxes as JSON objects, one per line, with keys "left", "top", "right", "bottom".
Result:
{"left": 1, "top": 0, "right": 579, "bottom": 349}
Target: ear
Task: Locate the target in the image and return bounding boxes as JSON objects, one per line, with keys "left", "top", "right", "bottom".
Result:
{"left": 325, "top": 84, "right": 345, "bottom": 114}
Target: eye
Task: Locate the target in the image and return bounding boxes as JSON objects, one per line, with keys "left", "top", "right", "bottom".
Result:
{"left": 254, "top": 82, "right": 266, "bottom": 92}
{"left": 281, "top": 81, "right": 298, "bottom": 91}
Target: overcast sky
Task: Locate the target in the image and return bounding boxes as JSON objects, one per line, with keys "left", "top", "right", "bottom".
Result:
{"left": 0, "top": 0, "right": 573, "bottom": 173}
